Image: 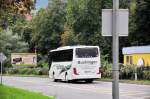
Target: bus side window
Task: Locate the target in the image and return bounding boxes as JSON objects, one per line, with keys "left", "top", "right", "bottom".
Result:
{"left": 52, "top": 52, "right": 57, "bottom": 62}
{"left": 62, "top": 50, "right": 73, "bottom": 61}
{"left": 51, "top": 49, "right": 73, "bottom": 62}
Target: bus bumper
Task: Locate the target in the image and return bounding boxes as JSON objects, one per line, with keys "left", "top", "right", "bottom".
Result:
{"left": 71, "top": 74, "right": 101, "bottom": 80}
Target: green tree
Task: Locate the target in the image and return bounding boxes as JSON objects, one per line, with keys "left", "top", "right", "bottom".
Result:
{"left": 0, "top": 0, "right": 36, "bottom": 29}
{"left": 11, "top": 16, "right": 35, "bottom": 52}
{"left": 60, "top": 26, "right": 76, "bottom": 46}
{"left": 66, "top": 0, "right": 112, "bottom": 57}
{"left": 130, "top": 0, "right": 150, "bottom": 45}
{"left": 0, "top": 29, "right": 28, "bottom": 56}
{"left": 31, "top": 0, "right": 66, "bottom": 55}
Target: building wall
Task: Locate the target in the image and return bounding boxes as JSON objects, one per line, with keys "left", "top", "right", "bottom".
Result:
{"left": 124, "top": 53, "right": 150, "bottom": 66}
{"left": 11, "top": 53, "right": 37, "bottom": 66}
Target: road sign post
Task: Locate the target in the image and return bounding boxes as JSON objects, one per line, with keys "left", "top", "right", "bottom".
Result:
{"left": 0, "top": 53, "right": 6, "bottom": 85}
{"left": 102, "top": 0, "right": 128, "bottom": 99}
{"left": 1, "top": 61, "right": 3, "bottom": 85}
{"left": 112, "top": 0, "right": 119, "bottom": 99}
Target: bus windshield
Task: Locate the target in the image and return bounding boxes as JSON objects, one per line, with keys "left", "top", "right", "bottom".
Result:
{"left": 76, "top": 48, "right": 98, "bottom": 58}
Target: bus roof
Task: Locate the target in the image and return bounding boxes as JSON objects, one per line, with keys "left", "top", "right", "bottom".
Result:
{"left": 50, "top": 45, "right": 99, "bottom": 52}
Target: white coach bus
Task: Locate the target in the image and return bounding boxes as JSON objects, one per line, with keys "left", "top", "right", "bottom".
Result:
{"left": 48, "top": 46, "right": 101, "bottom": 83}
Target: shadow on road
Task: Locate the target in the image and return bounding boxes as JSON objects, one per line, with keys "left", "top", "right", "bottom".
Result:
{"left": 57, "top": 80, "right": 99, "bottom": 84}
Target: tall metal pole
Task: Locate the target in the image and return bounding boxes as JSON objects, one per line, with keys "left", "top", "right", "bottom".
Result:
{"left": 0, "top": 61, "right": 2, "bottom": 85}
{"left": 112, "top": 0, "right": 119, "bottom": 99}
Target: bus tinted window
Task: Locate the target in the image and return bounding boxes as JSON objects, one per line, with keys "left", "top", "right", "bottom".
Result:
{"left": 51, "top": 49, "right": 73, "bottom": 62}
{"left": 76, "top": 48, "right": 98, "bottom": 58}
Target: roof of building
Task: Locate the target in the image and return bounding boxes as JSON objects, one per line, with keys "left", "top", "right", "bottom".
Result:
{"left": 122, "top": 45, "right": 150, "bottom": 54}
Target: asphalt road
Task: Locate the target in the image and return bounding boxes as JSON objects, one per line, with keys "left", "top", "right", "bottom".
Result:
{"left": 3, "top": 76, "right": 150, "bottom": 99}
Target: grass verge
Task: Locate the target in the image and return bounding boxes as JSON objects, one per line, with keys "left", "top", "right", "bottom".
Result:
{"left": 0, "top": 85, "right": 54, "bottom": 99}
{"left": 98, "top": 78, "right": 150, "bottom": 85}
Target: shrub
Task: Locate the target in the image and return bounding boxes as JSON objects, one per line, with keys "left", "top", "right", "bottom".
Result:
{"left": 37, "top": 60, "right": 48, "bottom": 68}
{"left": 17, "top": 68, "right": 39, "bottom": 75}
{"left": 143, "top": 70, "right": 150, "bottom": 80}
{"left": 18, "top": 68, "right": 29, "bottom": 74}
{"left": 37, "top": 55, "right": 48, "bottom": 68}
{"left": 13, "top": 64, "right": 36, "bottom": 67}
{"left": 7, "top": 68, "right": 19, "bottom": 74}
{"left": 101, "top": 62, "right": 112, "bottom": 78}
{"left": 38, "top": 67, "right": 49, "bottom": 75}
{"left": 119, "top": 64, "right": 136, "bottom": 80}
{"left": 101, "top": 63, "right": 150, "bottom": 80}
{"left": 7, "top": 67, "right": 34, "bottom": 75}
{"left": 3, "top": 58, "right": 12, "bottom": 68}
{"left": 119, "top": 64, "right": 150, "bottom": 80}
{"left": 6, "top": 67, "right": 49, "bottom": 75}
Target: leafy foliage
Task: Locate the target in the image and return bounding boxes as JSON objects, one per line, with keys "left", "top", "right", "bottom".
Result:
{"left": 60, "top": 27, "right": 76, "bottom": 46}
{"left": 132, "top": 0, "right": 150, "bottom": 45}
{"left": 31, "top": 0, "right": 66, "bottom": 55}
{"left": 1, "top": 0, "right": 150, "bottom": 78}
{"left": 12, "top": 16, "right": 34, "bottom": 52}
{"left": 65, "top": 0, "right": 112, "bottom": 57}
{"left": 0, "top": 29, "right": 28, "bottom": 56}
{"left": 0, "top": 0, "right": 35, "bottom": 29}
{"left": 101, "top": 63, "right": 150, "bottom": 80}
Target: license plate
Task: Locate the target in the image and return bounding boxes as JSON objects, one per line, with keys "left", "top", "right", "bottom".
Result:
{"left": 84, "top": 71, "right": 92, "bottom": 73}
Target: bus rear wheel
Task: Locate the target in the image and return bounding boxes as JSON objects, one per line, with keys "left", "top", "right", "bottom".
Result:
{"left": 85, "top": 79, "right": 93, "bottom": 83}
{"left": 54, "top": 79, "right": 58, "bottom": 82}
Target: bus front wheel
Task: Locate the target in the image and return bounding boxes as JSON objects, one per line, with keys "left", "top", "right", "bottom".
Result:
{"left": 53, "top": 72, "right": 58, "bottom": 82}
